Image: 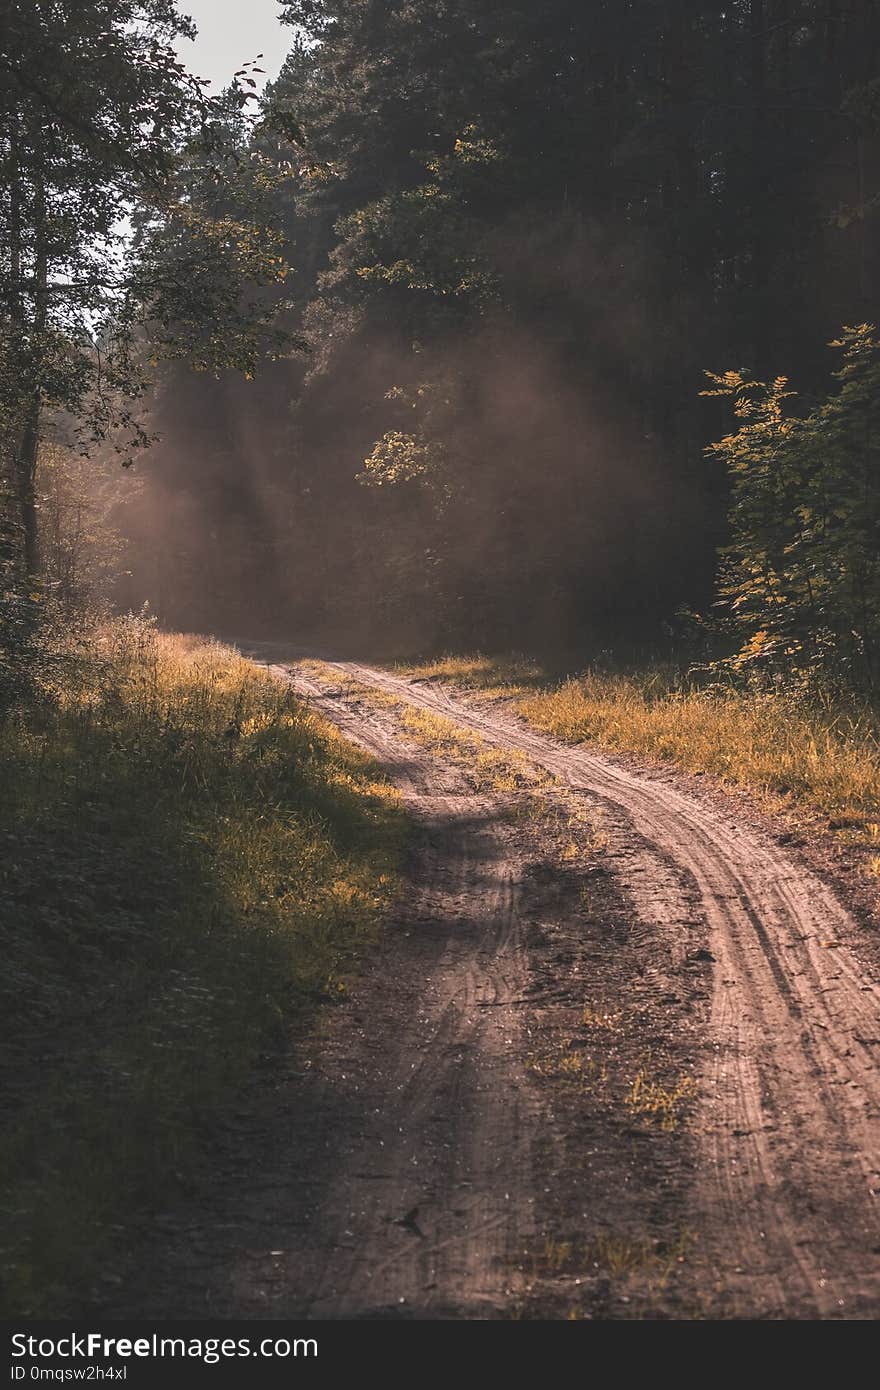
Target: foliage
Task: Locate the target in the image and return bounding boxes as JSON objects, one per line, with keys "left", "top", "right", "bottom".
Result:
{"left": 0, "top": 1, "right": 297, "bottom": 582}
{"left": 35, "top": 442, "right": 138, "bottom": 614}
{"left": 326, "top": 131, "right": 502, "bottom": 314}
{"left": 359, "top": 429, "right": 449, "bottom": 495}
{"left": 704, "top": 326, "right": 880, "bottom": 687}
{"left": 9, "top": 2, "right": 880, "bottom": 662}
{"left": 0, "top": 491, "right": 40, "bottom": 708}
{"left": 0, "top": 620, "right": 402, "bottom": 1314}
{"left": 136, "top": 1, "right": 880, "bottom": 654}
{"left": 130, "top": 91, "right": 303, "bottom": 377}
{"left": 1, "top": 1, "right": 193, "bottom": 568}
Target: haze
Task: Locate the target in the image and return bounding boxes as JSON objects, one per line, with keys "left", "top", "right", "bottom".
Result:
{"left": 175, "top": 0, "right": 288, "bottom": 91}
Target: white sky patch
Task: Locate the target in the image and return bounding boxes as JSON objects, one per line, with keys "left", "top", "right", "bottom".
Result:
{"left": 175, "top": 1, "right": 291, "bottom": 93}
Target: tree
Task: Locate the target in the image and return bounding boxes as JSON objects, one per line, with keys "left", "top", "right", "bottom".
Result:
{"left": 704, "top": 325, "right": 880, "bottom": 688}
{"left": 35, "top": 441, "right": 137, "bottom": 615}
{"left": 0, "top": 1, "right": 293, "bottom": 583}
{"left": 117, "top": 1, "right": 880, "bottom": 658}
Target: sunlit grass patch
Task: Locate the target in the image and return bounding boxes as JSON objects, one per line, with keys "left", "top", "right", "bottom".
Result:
{"left": 398, "top": 652, "right": 545, "bottom": 701}
{"left": 581, "top": 1006, "right": 624, "bottom": 1031}
{"left": 520, "top": 674, "right": 880, "bottom": 830}
{"left": 526, "top": 1227, "right": 690, "bottom": 1280}
{"left": 400, "top": 653, "right": 880, "bottom": 851}
{"left": 627, "top": 1069, "right": 698, "bottom": 1131}
{"left": 528, "top": 1041, "right": 608, "bottom": 1089}
{"left": 520, "top": 1227, "right": 691, "bottom": 1313}
{"left": 587, "top": 1229, "right": 689, "bottom": 1280}
{"left": 397, "top": 704, "right": 543, "bottom": 792}
{"left": 0, "top": 620, "right": 403, "bottom": 1315}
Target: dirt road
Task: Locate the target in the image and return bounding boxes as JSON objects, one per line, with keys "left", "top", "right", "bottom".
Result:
{"left": 109, "top": 653, "right": 880, "bottom": 1319}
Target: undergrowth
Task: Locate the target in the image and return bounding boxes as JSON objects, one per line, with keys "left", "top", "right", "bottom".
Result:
{"left": 0, "top": 618, "right": 403, "bottom": 1315}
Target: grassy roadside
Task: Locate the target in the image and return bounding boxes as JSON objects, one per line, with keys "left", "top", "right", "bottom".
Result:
{"left": 0, "top": 620, "right": 403, "bottom": 1315}
{"left": 398, "top": 655, "right": 880, "bottom": 851}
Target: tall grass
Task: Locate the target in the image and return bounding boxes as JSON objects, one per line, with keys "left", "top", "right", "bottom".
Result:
{"left": 401, "top": 655, "right": 880, "bottom": 825}
{"left": 520, "top": 672, "right": 880, "bottom": 821}
{"left": 0, "top": 618, "right": 402, "bottom": 1315}
{"left": 399, "top": 652, "right": 545, "bottom": 700}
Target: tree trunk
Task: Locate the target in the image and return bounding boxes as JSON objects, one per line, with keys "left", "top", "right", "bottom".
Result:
{"left": 750, "top": 0, "right": 769, "bottom": 371}
{"left": 9, "top": 116, "right": 47, "bottom": 580}
{"left": 16, "top": 401, "right": 41, "bottom": 578}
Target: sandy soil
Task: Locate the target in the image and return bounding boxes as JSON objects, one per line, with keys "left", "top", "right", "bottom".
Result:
{"left": 102, "top": 653, "right": 880, "bottom": 1320}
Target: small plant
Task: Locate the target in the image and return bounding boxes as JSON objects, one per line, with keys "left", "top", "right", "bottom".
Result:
{"left": 627, "top": 1070, "right": 698, "bottom": 1131}
{"left": 541, "top": 1237, "right": 575, "bottom": 1273}
{"left": 581, "top": 1007, "right": 623, "bottom": 1031}
{"left": 529, "top": 1042, "right": 607, "bottom": 1089}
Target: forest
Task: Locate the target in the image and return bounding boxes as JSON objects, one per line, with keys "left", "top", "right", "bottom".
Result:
{"left": 3, "top": 0, "right": 880, "bottom": 1329}
{"left": 4, "top": 1, "right": 880, "bottom": 672}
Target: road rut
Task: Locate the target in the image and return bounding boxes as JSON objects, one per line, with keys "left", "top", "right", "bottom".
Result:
{"left": 103, "top": 651, "right": 880, "bottom": 1319}
{"left": 277, "top": 657, "right": 880, "bottom": 1318}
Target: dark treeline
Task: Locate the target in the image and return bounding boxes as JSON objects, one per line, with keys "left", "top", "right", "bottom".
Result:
{"left": 79, "top": 4, "right": 880, "bottom": 654}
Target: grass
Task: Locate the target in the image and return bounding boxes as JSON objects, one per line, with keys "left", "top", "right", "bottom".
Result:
{"left": 626, "top": 1070, "right": 698, "bottom": 1132}
{"left": 517, "top": 1229, "right": 691, "bottom": 1319}
{"left": 303, "top": 660, "right": 549, "bottom": 794}
{"left": 398, "top": 653, "right": 545, "bottom": 701}
{"left": 395, "top": 705, "right": 543, "bottom": 793}
{"left": 528, "top": 1041, "right": 607, "bottom": 1090}
{"left": 400, "top": 653, "right": 880, "bottom": 835}
{"left": 581, "top": 1007, "right": 623, "bottom": 1030}
{"left": 533, "top": 1229, "right": 689, "bottom": 1281}
{"left": 0, "top": 618, "right": 403, "bottom": 1315}
{"left": 528, "top": 1041, "right": 695, "bottom": 1131}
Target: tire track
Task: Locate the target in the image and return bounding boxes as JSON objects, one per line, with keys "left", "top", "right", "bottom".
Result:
{"left": 256, "top": 664, "right": 542, "bottom": 1317}
{"left": 284, "top": 659, "right": 880, "bottom": 1317}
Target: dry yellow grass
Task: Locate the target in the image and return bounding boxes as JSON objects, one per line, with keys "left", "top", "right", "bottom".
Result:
{"left": 403, "top": 655, "right": 880, "bottom": 831}
{"left": 520, "top": 675, "right": 880, "bottom": 824}
{"left": 528, "top": 1041, "right": 608, "bottom": 1090}
{"left": 397, "top": 652, "right": 544, "bottom": 701}
{"left": 627, "top": 1069, "right": 698, "bottom": 1131}
{"left": 396, "top": 704, "right": 544, "bottom": 792}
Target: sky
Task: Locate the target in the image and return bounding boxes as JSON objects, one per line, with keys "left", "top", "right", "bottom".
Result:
{"left": 174, "top": 1, "right": 291, "bottom": 93}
